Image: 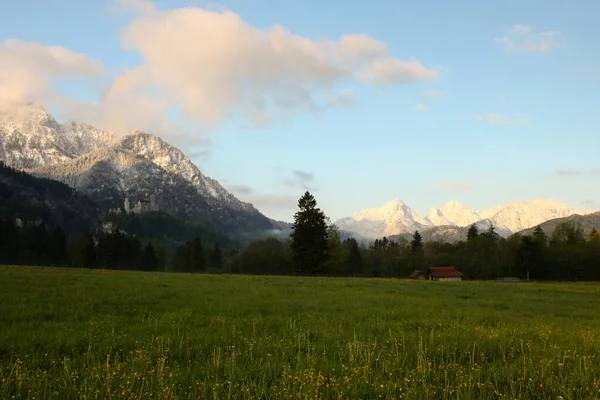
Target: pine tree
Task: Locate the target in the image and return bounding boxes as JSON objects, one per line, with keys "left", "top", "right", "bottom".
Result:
{"left": 589, "top": 228, "right": 599, "bottom": 241}
{"left": 347, "top": 238, "right": 363, "bottom": 276}
{"left": 49, "top": 225, "right": 67, "bottom": 266}
{"left": 189, "top": 237, "right": 206, "bottom": 272}
{"left": 487, "top": 223, "right": 499, "bottom": 238}
{"left": 209, "top": 242, "right": 223, "bottom": 270}
{"left": 142, "top": 242, "right": 158, "bottom": 271}
{"left": 290, "top": 191, "right": 329, "bottom": 274}
{"left": 410, "top": 230, "right": 423, "bottom": 254}
{"left": 467, "top": 224, "right": 479, "bottom": 241}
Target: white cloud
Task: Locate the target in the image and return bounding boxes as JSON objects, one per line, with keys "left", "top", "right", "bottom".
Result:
{"left": 113, "top": 0, "right": 438, "bottom": 130}
{"left": 414, "top": 104, "right": 427, "bottom": 111}
{"left": 496, "top": 25, "right": 563, "bottom": 53}
{"left": 0, "top": 40, "right": 105, "bottom": 104}
{"left": 1, "top": 0, "right": 439, "bottom": 142}
{"left": 477, "top": 113, "right": 530, "bottom": 126}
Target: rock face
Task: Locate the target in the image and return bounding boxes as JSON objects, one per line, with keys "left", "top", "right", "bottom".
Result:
{"left": 33, "top": 131, "right": 276, "bottom": 235}
{"left": 337, "top": 198, "right": 591, "bottom": 240}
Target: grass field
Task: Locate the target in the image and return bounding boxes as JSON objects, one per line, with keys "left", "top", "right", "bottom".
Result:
{"left": 1, "top": 266, "right": 600, "bottom": 399}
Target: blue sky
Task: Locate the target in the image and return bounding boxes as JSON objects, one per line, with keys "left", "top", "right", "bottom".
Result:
{"left": 1, "top": 0, "right": 599, "bottom": 222}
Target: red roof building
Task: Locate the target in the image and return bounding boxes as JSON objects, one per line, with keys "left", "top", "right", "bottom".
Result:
{"left": 428, "top": 266, "right": 463, "bottom": 281}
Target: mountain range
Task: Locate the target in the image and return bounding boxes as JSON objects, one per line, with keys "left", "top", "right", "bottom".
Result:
{"left": 336, "top": 198, "right": 595, "bottom": 241}
{"left": 1, "top": 102, "right": 597, "bottom": 244}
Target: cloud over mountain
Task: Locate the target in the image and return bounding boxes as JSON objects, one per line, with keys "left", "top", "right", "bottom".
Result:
{"left": 1, "top": 0, "right": 439, "bottom": 143}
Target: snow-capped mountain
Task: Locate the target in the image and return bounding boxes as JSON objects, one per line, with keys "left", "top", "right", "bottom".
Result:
{"left": 485, "top": 199, "right": 579, "bottom": 234}
{"left": 1, "top": 103, "right": 280, "bottom": 237}
{"left": 0, "top": 102, "right": 114, "bottom": 169}
{"left": 425, "top": 201, "right": 481, "bottom": 227}
{"left": 336, "top": 199, "right": 432, "bottom": 238}
{"left": 33, "top": 130, "right": 275, "bottom": 234}
{"left": 337, "top": 198, "right": 591, "bottom": 239}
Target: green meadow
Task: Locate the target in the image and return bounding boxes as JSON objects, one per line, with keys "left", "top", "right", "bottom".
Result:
{"left": 1, "top": 266, "right": 600, "bottom": 399}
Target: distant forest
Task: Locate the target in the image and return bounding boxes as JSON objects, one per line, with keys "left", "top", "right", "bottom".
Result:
{"left": 1, "top": 192, "right": 599, "bottom": 281}
{"left": 1, "top": 161, "right": 599, "bottom": 281}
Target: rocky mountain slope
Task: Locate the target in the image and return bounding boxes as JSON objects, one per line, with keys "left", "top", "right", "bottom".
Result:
{"left": 1, "top": 103, "right": 283, "bottom": 239}
{"left": 0, "top": 102, "right": 114, "bottom": 169}
{"left": 337, "top": 198, "right": 592, "bottom": 240}
{"left": 33, "top": 131, "right": 275, "bottom": 236}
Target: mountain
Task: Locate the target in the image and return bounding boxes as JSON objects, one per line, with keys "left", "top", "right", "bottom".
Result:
{"left": 425, "top": 201, "right": 481, "bottom": 226}
{"left": 0, "top": 102, "right": 114, "bottom": 169}
{"left": 517, "top": 212, "right": 600, "bottom": 238}
{"left": 0, "top": 161, "right": 101, "bottom": 236}
{"left": 485, "top": 198, "right": 580, "bottom": 234}
{"left": 33, "top": 131, "right": 276, "bottom": 237}
{"left": 336, "top": 199, "right": 431, "bottom": 238}
{"left": 337, "top": 198, "right": 593, "bottom": 240}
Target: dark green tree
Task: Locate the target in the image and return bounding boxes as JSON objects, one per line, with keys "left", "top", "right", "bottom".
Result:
{"left": 70, "top": 233, "right": 96, "bottom": 268}
{"left": 346, "top": 238, "right": 363, "bottom": 276}
{"left": 0, "top": 219, "right": 21, "bottom": 264}
{"left": 290, "top": 191, "right": 329, "bottom": 274}
{"left": 142, "top": 242, "right": 158, "bottom": 271}
{"left": 410, "top": 230, "right": 423, "bottom": 254}
{"left": 49, "top": 225, "right": 67, "bottom": 266}
{"left": 467, "top": 224, "right": 479, "bottom": 241}
{"left": 209, "top": 242, "right": 223, "bottom": 270}
{"left": 241, "top": 237, "right": 290, "bottom": 275}
{"left": 189, "top": 237, "right": 206, "bottom": 272}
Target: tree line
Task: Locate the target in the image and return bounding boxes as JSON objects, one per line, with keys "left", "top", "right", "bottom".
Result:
{"left": 1, "top": 191, "right": 599, "bottom": 281}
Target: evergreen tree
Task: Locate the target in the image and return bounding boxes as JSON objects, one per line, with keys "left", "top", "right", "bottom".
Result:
{"left": 70, "top": 233, "right": 96, "bottom": 268}
{"left": 49, "top": 225, "right": 67, "bottom": 265}
{"left": 346, "top": 238, "right": 363, "bottom": 276}
{"left": 324, "top": 218, "right": 345, "bottom": 274}
{"left": 410, "top": 230, "right": 423, "bottom": 254}
{"left": 209, "top": 242, "right": 223, "bottom": 270}
{"left": 487, "top": 223, "right": 499, "bottom": 239}
{"left": 467, "top": 224, "right": 479, "bottom": 241}
{"left": 189, "top": 237, "right": 206, "bottom": 272}
{"left": 589, "top": 228, "right": 599, "bottom": 241}
{"left": 290, "top": 191, "right": 329, "bottom": 274}
{"left": 0, "top": 219, "right": 21, "bottom": 264}
{"left": 142, "top": 242, "right": 158, "bottom": 271}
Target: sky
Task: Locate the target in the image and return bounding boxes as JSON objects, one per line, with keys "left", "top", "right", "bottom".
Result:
{"left": 1, "top": 0, "right": 599, "bottom": 222}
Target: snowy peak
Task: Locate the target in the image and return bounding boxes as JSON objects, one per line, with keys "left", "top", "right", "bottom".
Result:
{"left": 337, "top": 199, "right": 431, "bottom": 238}
{"left": 0, "top": 102, "right": 114, "bottom": 169}
{"left": 426, "top": 201, "right": 481, "bottom": 227}
{"left": 338, "top": 197, "right": 590, "bottom": 240}
{"left": 486, "top": 198, "right": 578, "bottom": 233}
{"left": 112, "top": 130, "right": 255, "bottom": 211}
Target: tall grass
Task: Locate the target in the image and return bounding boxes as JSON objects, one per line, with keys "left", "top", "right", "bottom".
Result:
{"left": 1, "top": 266, "right": 599, "bottom": 399}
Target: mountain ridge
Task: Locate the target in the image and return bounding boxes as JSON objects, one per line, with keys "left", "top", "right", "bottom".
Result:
{"left": 336, "top": 197, "right": 595, "bottom": 240}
